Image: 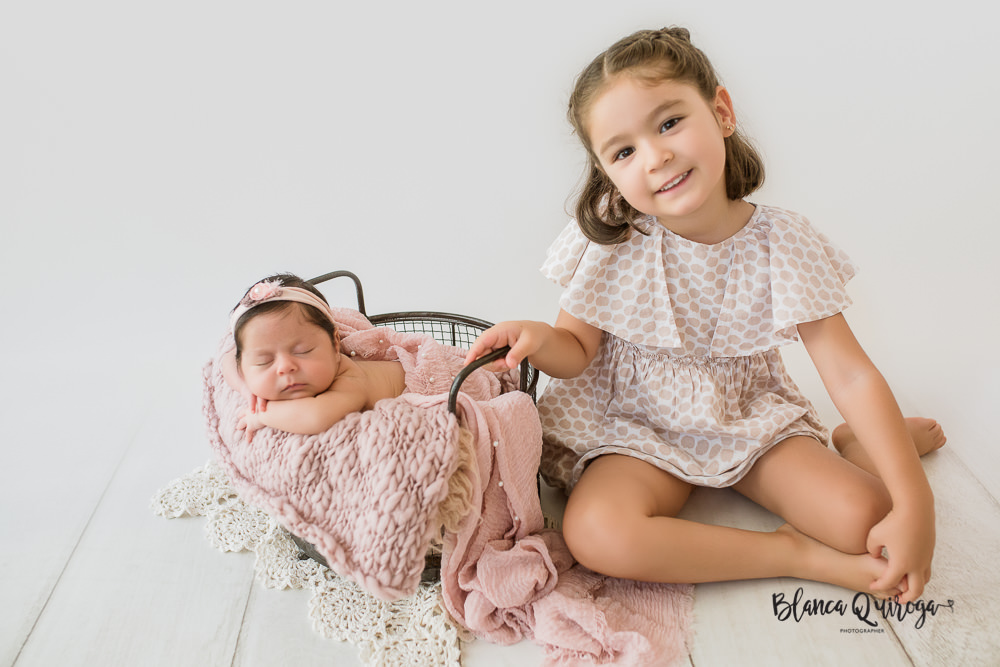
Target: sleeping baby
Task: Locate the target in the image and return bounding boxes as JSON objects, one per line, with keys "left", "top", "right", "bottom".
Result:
{"left": 222, "top": 273, "right": 406, "bottom": 441}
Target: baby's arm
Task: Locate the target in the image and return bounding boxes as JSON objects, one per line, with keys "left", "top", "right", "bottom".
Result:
{"left": 464, "top": 309, "right": 602, "bottom": 379}
{"left": 221, "top": 347, "right": 268, "bottom": 413}
{"left": 798, "top": 313, "right": 934, "bottom": 601}
{"left": 241, "top": 387, "right": 367, "bottom": 438}
{"left": 221, "top": 347, "right": 244, "bottom": 394}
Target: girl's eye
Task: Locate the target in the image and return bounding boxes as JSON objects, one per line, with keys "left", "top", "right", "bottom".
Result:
{"left": 613, "top": 146, "right": 634, "bottom": 162}
{"left": 660, "top": 118, "right": 680, "bottom": 133}
{"left": 294, "top": 347, "right": 315, "bottom": 356}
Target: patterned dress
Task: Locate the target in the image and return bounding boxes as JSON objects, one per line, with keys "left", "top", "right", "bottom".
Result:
{"left": 537, "top": 204, "right": 857, "bottom": 491}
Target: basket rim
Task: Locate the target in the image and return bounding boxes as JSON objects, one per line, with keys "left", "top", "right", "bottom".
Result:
{"left": 368, "top": 310, "right": 493, "bottom": 331}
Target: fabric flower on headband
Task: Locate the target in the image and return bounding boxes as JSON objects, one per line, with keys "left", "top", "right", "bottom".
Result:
{"left": 230, "top": 278, "right": 337, "bottom": 336}
{"left": 243, "top": 280, "right": 282, "bottom": 306}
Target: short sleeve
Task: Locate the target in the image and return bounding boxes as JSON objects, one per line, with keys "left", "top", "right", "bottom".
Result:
{"left": 540, "top": 221, "right": 592, "bottom": 287}
{"left": 767, "top": 210, "right": 857, "bottom": 339}
{"left": 539, "top": 220, "right": 684, "bottom": 349}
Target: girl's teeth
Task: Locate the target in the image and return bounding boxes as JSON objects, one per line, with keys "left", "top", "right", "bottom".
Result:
{"left": 659, "top": 172, "right": 687, "bottom": 192}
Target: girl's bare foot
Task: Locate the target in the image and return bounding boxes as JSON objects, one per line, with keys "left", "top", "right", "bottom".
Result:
{"left": 777, "top": 524, "right": 898, "bottom": 597}
{"left": 832, "top": 417, "right": 946, "bottom": 476}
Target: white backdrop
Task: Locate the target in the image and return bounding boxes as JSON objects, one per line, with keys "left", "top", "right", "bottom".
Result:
{"left": 3, "top": 1, "right": 998, "bottom": 493}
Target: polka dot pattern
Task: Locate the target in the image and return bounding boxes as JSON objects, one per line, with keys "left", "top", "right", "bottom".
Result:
{"left": 537, "top": 205, "right": 855, "bottom": 490}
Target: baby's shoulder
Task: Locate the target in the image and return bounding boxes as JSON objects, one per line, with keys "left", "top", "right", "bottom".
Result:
{"left": 339, "top": 359, "right": 405, "bottom": 403}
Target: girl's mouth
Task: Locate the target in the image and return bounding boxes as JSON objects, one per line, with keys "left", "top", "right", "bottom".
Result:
{"left": 657, "top": 170, "right": 690, "bottom": 193}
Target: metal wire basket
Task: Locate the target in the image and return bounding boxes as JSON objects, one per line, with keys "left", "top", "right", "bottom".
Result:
{"left": 293, "top": 270, "right": 540, "bottom": 580}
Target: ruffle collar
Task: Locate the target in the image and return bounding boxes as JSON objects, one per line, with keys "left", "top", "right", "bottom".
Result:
{"left": 540, "top": 205, "right": 857, "bottom": 356}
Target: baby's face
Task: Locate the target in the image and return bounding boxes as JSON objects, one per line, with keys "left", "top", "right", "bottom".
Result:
{"left": 238, "top": 308, "right": 340, "bottom": 401}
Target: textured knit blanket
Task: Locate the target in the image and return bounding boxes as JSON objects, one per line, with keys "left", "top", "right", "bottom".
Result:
{"left": 204, "top": 306, "right": 498, "bottom": 601}
{"left": 204, "top": 307, "right": 692, "bottom": 664}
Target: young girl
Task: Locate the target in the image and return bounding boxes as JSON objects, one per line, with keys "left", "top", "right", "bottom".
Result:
{"left": 223, "top": 273, "right": 406, "bottom": 441}
{"left": 465, "top": 27, "right": 945, "bottom": 603}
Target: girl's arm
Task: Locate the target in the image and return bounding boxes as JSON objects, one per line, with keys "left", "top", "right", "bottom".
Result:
{"left": 464, "top": 309, "right": 603, "bottom": 379}
{"left": 241, "top": 387, "right": 367, "bottom": 438}
{"left": 798, "top": 313, "right": 934, "bottom": 601}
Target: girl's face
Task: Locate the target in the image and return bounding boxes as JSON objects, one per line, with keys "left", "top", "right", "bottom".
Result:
{"left": 586, "top": 76, "right": 735, "bottom": 237}
{"left": 238, "top": 307, "right": 340, "bottom": 401}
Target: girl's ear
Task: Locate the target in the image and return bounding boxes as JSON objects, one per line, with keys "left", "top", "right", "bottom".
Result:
{"left": 713, "top": 86, "right": 737, "bottom": 134}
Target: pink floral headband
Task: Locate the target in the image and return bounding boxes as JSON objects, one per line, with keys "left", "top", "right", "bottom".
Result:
{"left": 230, "top": 280, "right": 338, "bottom": 335}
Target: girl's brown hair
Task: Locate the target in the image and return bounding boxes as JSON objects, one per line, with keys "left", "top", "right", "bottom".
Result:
{"left": 568, "top": 27, "right": 765, "bottom": 244}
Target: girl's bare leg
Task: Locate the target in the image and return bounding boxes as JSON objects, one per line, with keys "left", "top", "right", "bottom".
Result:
{"left": 732, "top": 435, "right": 891, "bottom": 555}
{"left": 561, "top": 454, "right": 896, "bottom": 595}
{"left": 831, "top": 417, "right": 946, "bottom": 477}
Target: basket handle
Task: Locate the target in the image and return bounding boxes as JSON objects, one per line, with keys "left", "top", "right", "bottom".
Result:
{"left": 448, "top": 347, "right": 511, "bottom": 414}
{"left": 308, "top": 270, "right": 366, "bottom": 315}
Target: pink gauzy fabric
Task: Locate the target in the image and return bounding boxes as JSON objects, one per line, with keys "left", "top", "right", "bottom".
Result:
{"left": 442, "top": 391, "right": 694, "bottom": 666}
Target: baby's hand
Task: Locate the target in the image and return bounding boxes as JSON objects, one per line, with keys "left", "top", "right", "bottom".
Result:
{"left": 237, "top": 408, "right": 265, "bottom": 442}
{"left": 249, "top": 393, "right": 268, "bottom": 414}
{"left": 240, "top": 390, "right": 268, "bottom": 415}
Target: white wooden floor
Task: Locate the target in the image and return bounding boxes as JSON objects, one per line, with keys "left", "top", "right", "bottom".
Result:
{"left": 3, "top": 366, "right": 999, "bottom": 667}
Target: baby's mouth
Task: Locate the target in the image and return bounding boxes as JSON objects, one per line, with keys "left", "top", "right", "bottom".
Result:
{"left": 657, "top": 170, "right": 690, "bottom": 193}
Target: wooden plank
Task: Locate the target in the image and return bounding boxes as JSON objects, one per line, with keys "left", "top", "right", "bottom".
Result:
{"left": 883, "top": 448, "right": 1000, "bottom": 666}
{"left": 680, "top": 487, "right": 912, "bottom": 666}
{"left": 462, "top": 637, "right": 548, "bottom": 665}
{"left": 231, "top": 583, "right": 365, "bottom": 666}
{"left": 0, "top": 374, "right": 145, "bottom": 667}
{"left": 12, "top": 386, "right": 252, "bottom": 667}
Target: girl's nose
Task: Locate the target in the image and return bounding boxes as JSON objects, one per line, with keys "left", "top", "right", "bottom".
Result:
{"left": 645, "top": 140, "right": 672, "bottom": 171}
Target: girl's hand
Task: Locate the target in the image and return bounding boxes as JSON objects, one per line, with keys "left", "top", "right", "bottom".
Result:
{"left": 466, "top": 311, "right": 602, "bottom": 379}
{"left": 866, "top": 504, "right": 935, "bottom": 602}
{"left": 464, "top": 321, "right": 551, "bottom": 371}
{"left": 237, "top": 408, "right": 265, "bottom": 442}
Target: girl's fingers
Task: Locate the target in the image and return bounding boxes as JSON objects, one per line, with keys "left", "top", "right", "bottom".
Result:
{"left": 505, "top": 340, "right": 532, "bottom": 369}
{"left": 464, "top": 334, "right": 495, "bottom": 364}
{"left": 466, "top": 328, "right": 516, "bottom": 365}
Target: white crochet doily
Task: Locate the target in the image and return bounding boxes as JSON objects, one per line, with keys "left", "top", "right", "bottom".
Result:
{"left": 151, "top": 461, "right": 464, "bottom": 666}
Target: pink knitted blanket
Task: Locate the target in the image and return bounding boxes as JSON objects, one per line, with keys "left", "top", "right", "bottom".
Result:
{"left": 203, "top": 307, "right": 692, "bottom": 663}
{"left": 204, "top": 306, "right": 499, "bottom": 600}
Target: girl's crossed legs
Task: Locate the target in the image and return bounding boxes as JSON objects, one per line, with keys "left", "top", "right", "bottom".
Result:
{"left": 560, "top": 421, "right": 943, "bottom": 596}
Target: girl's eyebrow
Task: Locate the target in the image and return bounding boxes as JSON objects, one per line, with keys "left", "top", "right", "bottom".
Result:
{"left": 597, "top": 99, "right": 682, "bottom": 157}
